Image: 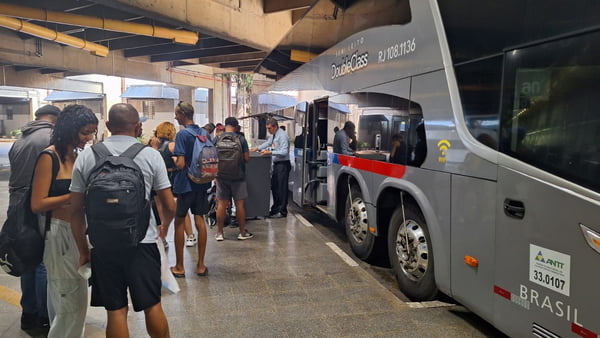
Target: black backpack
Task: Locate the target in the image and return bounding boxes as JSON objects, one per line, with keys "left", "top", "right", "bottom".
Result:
{"left": 85, "top": 142, "right": 150, "bottom": 250}
{"left": 0, "top": 150, "right": 58, "bottom": 276}
{"left": 215, "top": 133, "right": 244, "bottom": 180}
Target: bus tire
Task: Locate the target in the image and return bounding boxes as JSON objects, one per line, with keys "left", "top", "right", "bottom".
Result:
{"left": 345, "top": 184, "right": 376, "bottom": 261}
{"left": 387, "top": 203, "right": 438, "bottom": 301}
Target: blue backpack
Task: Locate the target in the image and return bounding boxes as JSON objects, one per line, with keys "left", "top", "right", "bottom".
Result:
{"left": 185, "top": 129, "right": 218, "bottom": 184}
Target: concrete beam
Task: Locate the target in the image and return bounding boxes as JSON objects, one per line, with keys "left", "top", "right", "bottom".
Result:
{"left": 197, "top": 51, "right": 267, "bottom": 64}
{"left": 0, "top": 28, "right": 217, "bottom": 89}
{"left": 150, "top": 45, "right": 258, "bottom": 63}
{"left": 91, "top": 0, "right": 303, "bottom": 52}
{"left": 292, "top": 8, "right": 310, "bottom": 24}
{"left": 1, "top": 66, "right": 103, "bottom": 93}
{"left": 263, "top": 0, "right": 313, "bottom": 14}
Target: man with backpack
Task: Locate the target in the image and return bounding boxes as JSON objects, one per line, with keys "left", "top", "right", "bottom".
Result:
{"left": 170, "top": 101, "right": 211, "bottom": 277}
{"left": 8, "top": 105, "right": 60, "bottom": 330}
{"left": 7, "top": 105, "right": 59, "bottom": 331}
{"left": 70, "top": 103, "right": 175, "bottom": 337}
{"left": 214, "top": 117, "right": 253, "bottom": 241}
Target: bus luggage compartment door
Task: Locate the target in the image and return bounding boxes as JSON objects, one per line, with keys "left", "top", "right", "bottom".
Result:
{"left": 493, "top": 165, "right": 599, "bottom": 337}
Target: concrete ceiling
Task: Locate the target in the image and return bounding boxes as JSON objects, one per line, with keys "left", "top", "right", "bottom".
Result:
{"left": 0, "top": 0, "right": 411, "bottom": 82}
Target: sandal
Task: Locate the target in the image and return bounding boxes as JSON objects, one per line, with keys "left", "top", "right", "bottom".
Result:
{"left": 170, "top": 267, "right": 185, "bottom": 278}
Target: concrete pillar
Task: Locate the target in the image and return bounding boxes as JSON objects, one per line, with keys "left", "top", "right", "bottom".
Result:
{"left": 175, "top": 86, "right": 194, "bottom": 105}
{"left": 209, "top": 78, "right": 230, "bottom": 124}
{"left": 207, "top": 88, "right": 215, "bottom": 123}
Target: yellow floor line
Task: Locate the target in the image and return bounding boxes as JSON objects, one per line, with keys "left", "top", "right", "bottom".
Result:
{"left": 0, "top": 284, "right": 22, "bottom": 308}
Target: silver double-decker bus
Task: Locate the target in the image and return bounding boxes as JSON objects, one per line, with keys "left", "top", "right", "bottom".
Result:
{"left": 252, "top": 0, "right": 599, "bottom": 336}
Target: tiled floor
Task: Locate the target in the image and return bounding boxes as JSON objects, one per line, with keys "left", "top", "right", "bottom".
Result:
{"left": 0, "top": 179, "right": 501, "bottom": 337}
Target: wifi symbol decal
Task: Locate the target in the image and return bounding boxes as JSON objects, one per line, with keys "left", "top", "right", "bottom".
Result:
{"left": 437, "top": 139, "right": 451, "bottom": 163}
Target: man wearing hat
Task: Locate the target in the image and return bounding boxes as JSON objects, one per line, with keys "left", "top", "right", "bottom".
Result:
{"left": 8, "top": 104, "right": 61, "bottom": 331}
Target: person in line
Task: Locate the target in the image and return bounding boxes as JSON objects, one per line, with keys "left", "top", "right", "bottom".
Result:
{"left": 30, "top": 104, "right": 98, "bottom": 337}
{"left": 251, "top": 118, "right": 290, "bottom": 218}
{"left": 8, "top": 105, "right": 60, "bottom": 331}
{"left": 203, "top": 122, "right": 216, "bottom": 135}
{"left": 70, "top": 103, "right": 175, "bottom": 337}
{"left": 170, "top": 101, "right": 210, "bottom": 277}
{"left": 333, "top": 121, "right": 356, "bottom": 155}
{"left": 150, "top": 122, "right": 197, "bottom": 247}
{"left": 215, "top": 123, "right": 225, "bottom": 137}
{"left": 214, "top": 117, "right": 253, "bottom": 241}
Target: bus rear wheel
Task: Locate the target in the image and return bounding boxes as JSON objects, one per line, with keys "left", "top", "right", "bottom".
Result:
{"left": 387, "top": 203, "right": 438, "bottom": 301}
{"left": 345, "top": 185, "right": 376, "bottom": 261}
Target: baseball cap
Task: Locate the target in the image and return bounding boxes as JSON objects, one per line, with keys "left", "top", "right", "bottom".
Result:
{"left": 34, "top": 105, "right": 61, "bottom": 117}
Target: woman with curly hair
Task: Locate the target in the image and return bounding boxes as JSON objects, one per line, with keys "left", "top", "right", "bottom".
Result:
{"left": 31, "top": 104, "right": 98, "bottom": 338}
{"left": 150, "top": 121, "right": 198, "bottom": 247}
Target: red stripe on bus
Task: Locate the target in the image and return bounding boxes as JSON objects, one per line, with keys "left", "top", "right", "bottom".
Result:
{"left": 493, "top": 285, "right": 511, "bottom": 300}
{"left": 572, "top": 323, "right": 598, "bottom": 338}
{"left": 336, "top": 154, "right": 406, "bottom": 178}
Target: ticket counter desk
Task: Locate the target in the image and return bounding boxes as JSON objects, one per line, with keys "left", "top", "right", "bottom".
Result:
{"left": 245, "top": 152, "right": 271, "bottom": 218}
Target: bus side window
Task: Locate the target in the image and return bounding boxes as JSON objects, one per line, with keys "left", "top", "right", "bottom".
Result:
{"left": 409, "top": 122, "right": 427, "bottom": 167}
{"left": 500, "top": 31, "right": 600, "bottom": 193}
{"left": 455, "top": 55, "right": 502, "bottom": 150}
{"left": 390, "top": 118, "right": 410, "bottom": 165}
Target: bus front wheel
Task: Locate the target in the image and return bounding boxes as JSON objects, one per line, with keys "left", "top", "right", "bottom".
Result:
{"left": 387, "top": 204, "right": 438, "bottom": 301}
{"left": 345, "top": 185, "right": 376, "bottom": 261}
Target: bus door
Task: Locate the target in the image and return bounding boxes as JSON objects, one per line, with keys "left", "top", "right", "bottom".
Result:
{"left": 292, "top": 102, "right": 309, "bottom": 207}
{"left": 493, "top": 31, "right": 600, "bottom": 337}
{"left": 303, "top": 99, "right": 329, "bottom": 209}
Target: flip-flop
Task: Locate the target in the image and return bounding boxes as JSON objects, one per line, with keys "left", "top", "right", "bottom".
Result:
{"left": 170, "top": 267, "right": 185, "bottom": 278}
{"left": 196, "top": 267, "right": 208, "bottom": 276}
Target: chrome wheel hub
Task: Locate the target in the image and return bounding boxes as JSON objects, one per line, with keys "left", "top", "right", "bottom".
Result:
{"left": 347, "top": 197, "right": 368, "bottom": 243}
{"left": 394, "top": 219, "right": 428, "bottom": 282}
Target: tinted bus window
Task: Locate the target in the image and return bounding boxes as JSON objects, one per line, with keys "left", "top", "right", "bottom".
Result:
{"left": 455, "top": 56, "right": 502, "bottom": 149}
{"left": 500, "top": 30, "right": 600, "bottom": 192}
{"left": 438, "top": 0, "right": 600, "bottom": 63}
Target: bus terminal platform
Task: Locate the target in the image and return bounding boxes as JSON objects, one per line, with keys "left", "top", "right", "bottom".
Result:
{"left": 0, "top": 181, "right": 502, "bottom": 338}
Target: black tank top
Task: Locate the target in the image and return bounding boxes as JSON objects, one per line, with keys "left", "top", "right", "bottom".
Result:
{"left": 49, "top": 179, "right": 71, "bottom": 197}
{"left": 158, "top": 139, "right": 176, "bottom": 170}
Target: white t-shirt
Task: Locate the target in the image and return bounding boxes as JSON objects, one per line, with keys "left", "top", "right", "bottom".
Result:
{"left": 70, "top": 135, "right": 171, "bottom": 243}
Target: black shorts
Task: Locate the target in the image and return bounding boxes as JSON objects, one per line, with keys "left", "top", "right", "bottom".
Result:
{"left": 90, "top": 244, "right": 161, "bottom": 312}
{"left": 176, "top": 190, "right": 209, "bottom": 217}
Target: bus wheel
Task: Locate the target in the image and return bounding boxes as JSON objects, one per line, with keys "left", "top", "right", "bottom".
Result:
{"left": 387, "top": 204, "right": 438, "bottom": 301}
{"left": 345, "top": 185, "right": 375, "bottom": 261}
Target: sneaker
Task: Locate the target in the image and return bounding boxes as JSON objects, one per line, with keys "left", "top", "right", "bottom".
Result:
{"left": 185, "top": 234, "right": 197, "bottom": 247}
{"left": 215, "top": 233, "right": 224, "bottom": 241}
{"left": 237, "top": 231, "right": 254, "bottom": 240}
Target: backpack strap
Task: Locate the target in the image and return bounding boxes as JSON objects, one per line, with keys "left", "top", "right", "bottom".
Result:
{"left": 120, "top": 142, "right": 146, "bottom": 160}
{"left": 38, "top": 150, "right": 60, "bottom": 233}
{"left": 91, "top": 142, "right": 113, "bottom": 163}
{"left": 184, "top": 127, "right": 208, "bottom": 143}
{"left": 158, "top": 139, "right": 170, "bottom": 154}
